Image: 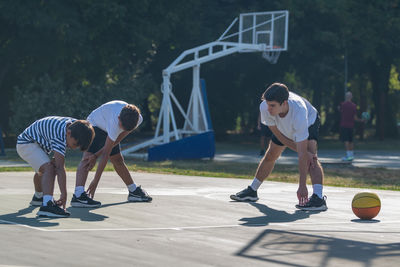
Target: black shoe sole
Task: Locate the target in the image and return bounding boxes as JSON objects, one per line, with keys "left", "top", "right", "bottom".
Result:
{"left": 295, "top": 204, "right": 328, "bottom": 211}
{"left": 70, "top": 201, "right": 101, "bottom": 208}
{"left": 30, "top": 200, "right": 42, "bottom": 206}
{"left": 128, "top": 196, "right": 152, "bottom": 202}
{"left": 230, "top": 195, "right": 259, "bottom": 202}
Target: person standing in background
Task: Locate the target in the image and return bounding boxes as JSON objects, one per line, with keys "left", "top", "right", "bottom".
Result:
{"left": 338, "top": 92, "right": 364, "bottom": 161}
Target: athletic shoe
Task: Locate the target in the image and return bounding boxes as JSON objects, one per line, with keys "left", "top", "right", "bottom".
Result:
{"left": 341, "top": 156, "right": 354, "bottom": 161}
{"left": 230, "top": 186, "right": 259, "bottom": 202}
{"left": 128, "top": 186, "right": 152, "bottom": 202}
{"left": 71, "top": 192, "right": 101, "bottom": 208}
{"left": 37, "top": 200, "right": 70, "bottom": 218}
{"left": 30, "top": 194, "right": 43, "bottom": 206}
{"left": 296, "top": 194, "right": 328, "bottom": 211}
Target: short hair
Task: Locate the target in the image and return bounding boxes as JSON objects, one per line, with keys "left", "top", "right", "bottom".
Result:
{"left": 119, "top": 104, "right": 140, "bottom": 131}
{"left": 262, "top": 83, "right": 289, "bottom": 105}
{"left": 68, "top": 120, "right": 95, "bottom": 151}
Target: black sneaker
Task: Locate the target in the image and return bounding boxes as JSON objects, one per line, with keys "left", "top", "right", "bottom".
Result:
{"left": 71, "top": 192, "right": 101, "bottom": 208}
{"left": 37, "top": 200, "right": 70, "bottom": 218}
{"left": 128, "top": 186, "right": 152, "bottom": 202}
{"left": 30, "top": 194, "right": 43, "bottom": 206}
{"left": 230, "top": 186, "right": 259, "bottom": 202}
{"left": 296, "top": 194, "right": 328, "bottom": 211}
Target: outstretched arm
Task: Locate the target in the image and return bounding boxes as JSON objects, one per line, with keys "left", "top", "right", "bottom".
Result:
{"left": 296, "top": 140, "right": 309, "bottom": 205}
{"left": 270, "top": 125, "right": 316, "bottom": 167}
{"left": 87, "top": 137, "right": 114, "bottom": 198}
{"left": 269, "top": 126, "right": 297, "bottom": 151}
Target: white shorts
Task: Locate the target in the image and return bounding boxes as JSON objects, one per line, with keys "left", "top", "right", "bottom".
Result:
{"left": 16, "top": 143, "right": 50, "bottom": 172}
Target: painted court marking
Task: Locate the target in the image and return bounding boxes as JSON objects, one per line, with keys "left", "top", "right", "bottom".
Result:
{"left": 2, "top": 218, "right": 400, "bottom": 232}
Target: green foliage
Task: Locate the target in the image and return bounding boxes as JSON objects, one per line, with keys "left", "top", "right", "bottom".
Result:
{"left": 10, "top": 72, "right": 152, "bottom": 134}
{"left": 1, "top": 0, "right": 400, "bottom": 140}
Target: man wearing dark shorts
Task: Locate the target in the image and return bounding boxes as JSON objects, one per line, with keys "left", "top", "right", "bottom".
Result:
{"left": 231, "top": 83, "right": 327, "bottom": 211}
{"left": 339, "top": 92, "right": 362, "bottom": 161}
{"left": 71, "top": 100, "right": 152, "bottom": 208}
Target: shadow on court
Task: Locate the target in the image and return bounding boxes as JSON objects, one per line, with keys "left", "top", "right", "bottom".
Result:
{"left": 236, "top": 229, "right": 400, "bottom": 266}
{"left": 65, "top": 201, "right": 132, "bottom": 221}
{"left": 0, "top": 206, "right": 59, "bottom": 227}
{"left": 0, "top": 201, "right": 137, "bottom": 225}
{"left": 239, "top": 202, "right": 321, "bottom": 226}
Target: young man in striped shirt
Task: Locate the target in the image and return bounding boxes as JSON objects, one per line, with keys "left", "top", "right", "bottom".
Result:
{"left": 17, "top": 117, "right": 94, "bottom": 217}
{"left": 72, "top": 100, "right": 151, "bottom": 208}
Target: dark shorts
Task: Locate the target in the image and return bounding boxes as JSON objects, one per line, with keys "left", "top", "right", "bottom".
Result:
{"left": 87, "top": 127, "right": 121, "bottom": 156}
{"left": 272, "top": 115, "right": 320, "bottom": 146}
{"left": 340, "top": 127, "right": 353, "bottom": 142}
{"left": 260, "top": 124, "right": 273, "bottom": 137}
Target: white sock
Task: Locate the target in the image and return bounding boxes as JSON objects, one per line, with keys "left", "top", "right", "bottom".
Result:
{"left": 312, "top": 184, "right": 323, "bottom": 199}
{"left": 43, "top": 195, "right": 53, "bottom": 206}
{"left": 250, "top": 177, "right": 262, "bottom": 191}
{"left": 127, "top": 183, "right": 137, "bottom": 192}
{"left": 75, "top": 186, "right": 85, "bottom": 198}
{"left": 34, "top": 191, "right": 43, "bottom": 198}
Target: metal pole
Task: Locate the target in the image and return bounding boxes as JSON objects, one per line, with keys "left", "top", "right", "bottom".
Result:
{"left": 162, "top": 75, "right": 171, "bottom": 143}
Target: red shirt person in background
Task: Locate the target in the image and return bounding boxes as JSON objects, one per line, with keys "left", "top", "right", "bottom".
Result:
{"left": 338, "top": 92, "right": 363, "bottom": 161}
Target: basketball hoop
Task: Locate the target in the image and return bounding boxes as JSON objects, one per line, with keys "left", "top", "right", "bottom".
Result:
{"left": 262, "top": 50, "right": 281, "bottom": 64}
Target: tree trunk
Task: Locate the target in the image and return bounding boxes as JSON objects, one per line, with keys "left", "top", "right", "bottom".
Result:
{"left": 370, "top": 61, "right": 391, "bottom": 140}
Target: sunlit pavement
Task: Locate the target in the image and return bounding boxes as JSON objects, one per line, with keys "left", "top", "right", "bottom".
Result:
{"left": 1, "top": 172, "right": 399, "bottom": 266}
{"left": 214, "top": 149, "right": 400, "bottom": 169}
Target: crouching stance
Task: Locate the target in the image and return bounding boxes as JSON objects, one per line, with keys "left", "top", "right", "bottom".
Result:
{"left": 72, "top": 100, "right": 152, "bottom": 208}
{"left": 231, "top": 83, "right": 327, "bottom": 211}
{"left": 17, "top": 117, "right": 94, "bottom": 217}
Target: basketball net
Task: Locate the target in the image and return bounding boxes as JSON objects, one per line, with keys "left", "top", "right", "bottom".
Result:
{"left": 262, "top": 50, "right": 281, "bottom": 64}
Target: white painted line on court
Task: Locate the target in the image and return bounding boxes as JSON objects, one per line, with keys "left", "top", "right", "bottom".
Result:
{"left": 40, "top": 224, "right": 245, "bottom": 232}
{"left": 0, "top": 219, "right": 47, "bottom": 232}
{"left": 3, "top": 219, "right": 400, "bottom": 232}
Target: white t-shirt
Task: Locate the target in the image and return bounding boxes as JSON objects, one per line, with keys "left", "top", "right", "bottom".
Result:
{"left": 260, "top": 92, "right": 317, "bottom": 142}
{"left": 87, "top": 100, "right": 143, "bottom": 141}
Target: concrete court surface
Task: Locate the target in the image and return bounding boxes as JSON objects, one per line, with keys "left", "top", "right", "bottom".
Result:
{"left": 1, "top": 172, "right": 400, "bottom": 267}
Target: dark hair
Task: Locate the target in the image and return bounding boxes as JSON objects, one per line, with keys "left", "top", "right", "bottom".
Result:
{"left": 68, "top": 120, "right": 95, "bottom": 151}
{"left": 119, "top": 104, "right": 140, "bottom": 131}
{"left": 262, "top": 83, "right": 289, "bottom": 105}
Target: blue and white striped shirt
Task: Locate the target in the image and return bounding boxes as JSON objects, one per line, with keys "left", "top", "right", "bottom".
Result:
{"left": 17, "top": 116, "right": 75, "bottom": 156}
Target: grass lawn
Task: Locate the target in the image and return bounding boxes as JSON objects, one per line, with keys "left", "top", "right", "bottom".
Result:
{"left": 1, "top": 147, "right": 399, "bottom": 191}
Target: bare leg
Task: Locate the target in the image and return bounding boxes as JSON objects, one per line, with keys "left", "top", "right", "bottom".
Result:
{"left": 308, "top": 140, "right": 324, "bottom": 185}
{"left": 255, "top": 142, "right": 286, "bottom": 182}
{"left": 110, "top": 153, "right": 134, "bottom": 186}
{"left": 75, "top": 151, "right": 93, "bottom": 187}
{"left": 40, "top": 162, "right": 56, "bottom": 196}
{"left": 33, "top": 172, "right": 42, "bottom": 192}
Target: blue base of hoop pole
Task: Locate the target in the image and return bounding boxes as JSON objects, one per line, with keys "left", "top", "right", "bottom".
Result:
{"left": 148, "top": 131, "right": 215, "bottom": 161}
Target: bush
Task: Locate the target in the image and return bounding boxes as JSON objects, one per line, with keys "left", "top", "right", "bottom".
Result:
{"left": 10, "top": 73, "right": 155, "bottom": 134}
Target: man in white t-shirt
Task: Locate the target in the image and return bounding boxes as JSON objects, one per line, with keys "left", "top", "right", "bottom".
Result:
{"left": 71, "top": 100, "right": 151, "bottom": 207}
{"left": 230, "top": 83, "right": 327, "bottom": 211}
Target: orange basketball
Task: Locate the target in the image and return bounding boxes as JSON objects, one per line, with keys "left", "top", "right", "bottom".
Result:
{"left": 352, "top": 192, "right": 381, "bottom": 220}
